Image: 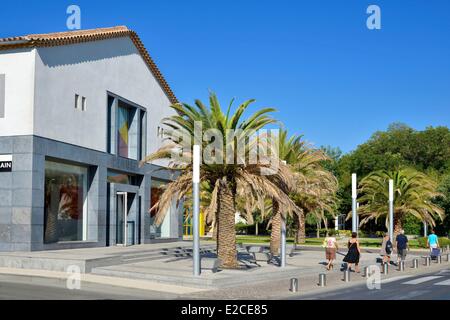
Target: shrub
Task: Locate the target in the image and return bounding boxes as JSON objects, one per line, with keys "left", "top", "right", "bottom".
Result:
{"left": 417, "top": 236, "right": 450, "bottom": 248}
{"left": 375, "top": 231, "right": 386, "bottom": 238}
{"left": 439, "top": 237, "right": 450, "bottom": 248}
{"left": 417, "top": 237, "right": 427, "bottom": 248}
{"left": 403, "top": 215, "right": 422, "bottom": 235}
{"left": 235, "top": 222, "right": 249, "bottom": 235}
{"left": 358, "top": 230, "right": 367, "bottom": 238}
{"left": 337, "top": 230, "right": 352, "bottom": 237}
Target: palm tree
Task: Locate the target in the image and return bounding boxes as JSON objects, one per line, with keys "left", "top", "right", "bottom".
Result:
{"left": 267, "top": 131, "right": 338, "bottom": 252}
{"left": 289, "top": 143, "right": 338, "bottom": 244}
{"left": 358, "top": 168, "right": 445, "bottom": 237}
{"left": 143, "top": 93, "right": 298, "bottom": 268}
{"left": 269, "top": 129, "right": 303, "bottom": 255}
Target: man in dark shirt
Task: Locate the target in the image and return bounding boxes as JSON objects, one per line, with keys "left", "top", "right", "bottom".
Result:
{"left": 396, "top": 229, "right": 409, "bottom": 264}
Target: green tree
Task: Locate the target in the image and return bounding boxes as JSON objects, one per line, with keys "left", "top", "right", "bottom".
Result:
{"left": 357, "top": 168, "right": 445, "bottom": 237}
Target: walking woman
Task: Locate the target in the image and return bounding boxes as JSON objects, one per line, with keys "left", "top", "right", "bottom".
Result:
{"left": 380, "top": 233, "right": 393, "bottom": 265}
{"left": 324, "top": 232, "right": 339, "bottom": 270}
{"left": 343, "top": 232, "right": 361, "bottom": 273}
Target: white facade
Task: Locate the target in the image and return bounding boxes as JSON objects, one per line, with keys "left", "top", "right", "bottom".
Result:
{"left": 0, "top": 48, "right": 35, "bottom": 136}
{"left": 0, "top": 37, "right": 175, "bottom": 160}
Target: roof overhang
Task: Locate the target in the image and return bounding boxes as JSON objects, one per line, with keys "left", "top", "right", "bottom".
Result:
{"left": 0, "top": 26, "right": 178, "bottom": 104}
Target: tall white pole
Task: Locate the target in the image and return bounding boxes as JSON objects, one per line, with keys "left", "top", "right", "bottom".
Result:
{"left": 389, "top": 179, "right": 394, "bottom": 241}
{"left": 356, "top": 202, "right": 360, "bottom": 233}
{"left": 192, "top": 145, "right": 201, "bottom": 276}
{"left": 335, "top": 216, "right": 339, "bottom": 231}
{"left": 280, "top": 160, "right": 287, "bottom": 268}
{"left": 424, "top": 221, "right": 428, "bottom": 237}
{"left": 352, "top": 173, "right": 357, "bottom": 233}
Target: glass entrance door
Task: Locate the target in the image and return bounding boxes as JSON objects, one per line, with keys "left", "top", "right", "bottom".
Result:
{"left": 116, "top": 192, "right": 128, "bottom": 246}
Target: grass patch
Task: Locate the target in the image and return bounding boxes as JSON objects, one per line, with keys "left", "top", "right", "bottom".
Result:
{"left": 236, "top": 235, "right": 422, "bottom": 248}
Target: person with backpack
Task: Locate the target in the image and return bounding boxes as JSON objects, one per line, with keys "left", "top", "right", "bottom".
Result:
{"left": 395, "top": 229, "right": 409, "bottom": 265}
{"left": 380, "top": 233, "right": 393, "bottom": 265}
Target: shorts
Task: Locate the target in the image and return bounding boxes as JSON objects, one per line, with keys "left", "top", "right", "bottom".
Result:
{"left": 397, "top": 248, "right": 407, "bottom": 260}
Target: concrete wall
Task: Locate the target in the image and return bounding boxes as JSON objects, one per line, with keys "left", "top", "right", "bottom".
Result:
{"left": 33, "top": 37, "right": 175, "bottom": 164}
{"left": 0, "top": 48, "right": 35, "bottom": 136}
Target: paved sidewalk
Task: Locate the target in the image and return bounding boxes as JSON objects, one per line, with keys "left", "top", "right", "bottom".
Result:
{"left": 0, "top": 242, "right": 447, "bottom": 298}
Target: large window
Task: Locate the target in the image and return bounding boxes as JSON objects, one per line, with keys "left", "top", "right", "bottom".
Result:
{"left": 44, "top": 160, "right": 88, "bottom": 243}
{"left": 107, "top": 94, "right": 146, "bottom": 160}
{"left": 107, "top": 170, "right": 140, "bottom": 186}
{"left": 150, "top": 179, "right": 171, "bottom": 238}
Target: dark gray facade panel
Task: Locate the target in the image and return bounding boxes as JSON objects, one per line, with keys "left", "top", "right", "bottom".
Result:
{"left": 0, "top": 135, "right": 182, "bottom": 252}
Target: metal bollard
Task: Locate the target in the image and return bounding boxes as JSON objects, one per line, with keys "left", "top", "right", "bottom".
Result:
{"left": 438, "top": 255, "right": 442, "bottom": 264}
{"left": 290, "top": 278, "right": 298, "bottom": 292}
{"left": 447, "top": 245, "right": 449, "bottom": 253}
{"left": 398, "top": 261, "right": 405, "bottom": 271}
{"left": 425, "top": 257, "right": 431, "bottom": 266}
{"left": 412, "top": 258, "right": 419, "bottom": 269}
{"left": 319, "top": 273, "right": 326, "bottom": 287}
{"left": 382, "top": 262, "right": 388, "bottom": 274}
{"left": 363, "top": 266, "right": 369, "bottom": 278}
{"left": 343, "top": 269, "right": 350, "bottom": 282}
{"left": 447, "top": 253, "right": 450, "bottom": 262}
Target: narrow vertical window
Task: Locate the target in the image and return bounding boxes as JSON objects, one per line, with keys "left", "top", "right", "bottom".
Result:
{"left": 117, "top": 105, "right": 129, "bottom": 158}
{"left": 139, "top": 111, "right": 147, "bottom": 160}
{"left": 75, "top": 94, "right": 80, "bottom": 109}
{"left": 82, "top": 96, "right": 86, "bottom": 111}
{"left": 0, "top": 74, "right": 5, "bottom": 118}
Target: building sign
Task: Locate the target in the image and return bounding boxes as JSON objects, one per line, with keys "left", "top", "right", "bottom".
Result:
{"left": 0, "top": 155, "right": 12, "bottom": 172}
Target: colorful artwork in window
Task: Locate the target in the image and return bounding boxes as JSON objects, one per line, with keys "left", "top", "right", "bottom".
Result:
{"left": 118, "top": 106, "right": 129, "bottom": 158}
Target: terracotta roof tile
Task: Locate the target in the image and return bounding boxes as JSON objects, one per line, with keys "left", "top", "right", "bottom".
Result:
{"left": 0, "top": 26, "right": 178, "bottom": 104}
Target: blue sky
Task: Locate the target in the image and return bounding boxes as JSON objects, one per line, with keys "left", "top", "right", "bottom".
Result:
{"left": 2, "top": 0, "right": 449, "bottom": 153}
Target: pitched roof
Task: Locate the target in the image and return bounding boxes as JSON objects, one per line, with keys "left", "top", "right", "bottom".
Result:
{"left": 0, "top": 26, "right": 178, "bottom": 104}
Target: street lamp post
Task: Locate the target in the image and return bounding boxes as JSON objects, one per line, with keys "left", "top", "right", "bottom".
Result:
{"left": 389, "top": 179, "right": 394, "bottom": 241}
{"left": 192, "top": 145, "right": 201, "bottom": 276}
{"left": 352, "top": 173, "right": 357, "bottom": 233}
{"left": 356, "top": 202, "right": 360, "bottom": 233}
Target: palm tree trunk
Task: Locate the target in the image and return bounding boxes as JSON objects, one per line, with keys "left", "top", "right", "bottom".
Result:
{"left": 212, "top": 221, "right": 217, "bottom": 241}
{"left": 296, "top": 212, "right": 306, "bottom": 244}
{"left": 216, "top": 182, "right": 238, "bottom": 268}
{"left": 393, "top": 212, "right": 404, "bottom": 240}
{"left": 270, "top": 201, "right": 281, "bottom": 256}
{"left": 255, "top": 222, "right": 259, "bottom": 236}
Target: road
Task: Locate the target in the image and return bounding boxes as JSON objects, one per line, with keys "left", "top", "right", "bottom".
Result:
{"left": 2, "top": 267, "right": 450, "bottom": 300}
{"left": 0, "top": 275, "right": 182, "bottom": 300}
{"left": 294, "top": 268, "right": 450, "bottom": 300}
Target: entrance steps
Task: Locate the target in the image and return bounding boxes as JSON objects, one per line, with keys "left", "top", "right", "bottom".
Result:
{"left": 0, "top": 242, "right": 216, "bottom": 273}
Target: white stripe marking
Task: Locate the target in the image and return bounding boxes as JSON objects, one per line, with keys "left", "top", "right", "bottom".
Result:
{"left": 402, "top": 276, "right": 443, "bottom": 285}
{"left": 434, "top": 279, "right": 450, "bottom": 286}
{"left": 381, "top": 275, "right": 414, "bottom": 284}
